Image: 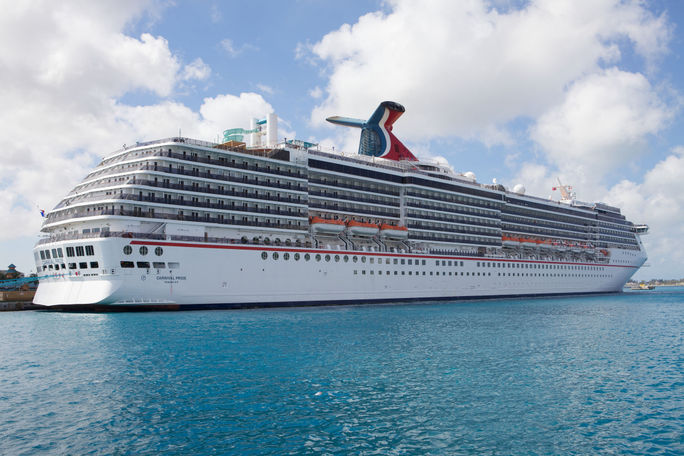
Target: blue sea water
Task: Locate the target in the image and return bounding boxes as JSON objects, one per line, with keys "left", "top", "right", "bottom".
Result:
{"left": 0, "top": 290, "right": 682, "bottom": 455}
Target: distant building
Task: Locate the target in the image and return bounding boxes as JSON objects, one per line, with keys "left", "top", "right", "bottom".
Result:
{"left": 0, "top": 264, "right": 23, "bottom": 281}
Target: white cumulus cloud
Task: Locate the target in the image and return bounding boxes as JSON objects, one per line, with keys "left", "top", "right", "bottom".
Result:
{"left": 0, "top": 1, "right": 279, "bottom": 247}
{"left": 531, "top": 68, "right": 675, "bottom": 181}
{"left": 307, "top": 0, "right": 671, "bottom": 143}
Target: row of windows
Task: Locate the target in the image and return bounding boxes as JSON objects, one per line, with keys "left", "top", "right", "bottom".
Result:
{"left": 120, "top": 261, "right": 179, "bottom": 269}
{"left": 41, "top": 261, "right": 98, "bottom": 271}
{"left": 352, "top": 270, "right": 613, "bottom": 279}
{"left": 39, "top": 245, "right": 94, "bottom": 260}
{"left": 259, "top": 251, "right": 608, "bottom": 271}
{"left": 123, "top": 246, "right": 163, "bottom": 256}
{"left": 354, "top": 270, "right": 491, "bottom": 277}
{"left": 260, "top": 251, "right": 429, "bottom": 264}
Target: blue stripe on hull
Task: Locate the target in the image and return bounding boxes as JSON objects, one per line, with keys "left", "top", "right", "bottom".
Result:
{"left": 42, "top": 291, "right": 621, "bottom": 312}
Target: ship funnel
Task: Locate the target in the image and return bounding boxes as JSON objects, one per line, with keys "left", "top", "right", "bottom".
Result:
{"left": 326, "top": 101, "right": 417, "bottom": 161}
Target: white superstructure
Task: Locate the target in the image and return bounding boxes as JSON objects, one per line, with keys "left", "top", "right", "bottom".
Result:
{"left": 33, "top": 102, "right": 648, "bottom": 309}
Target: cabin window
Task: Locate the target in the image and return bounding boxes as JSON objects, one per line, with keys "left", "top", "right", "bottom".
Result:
{"left": 75, "top": 246, "right": 84, "bottom": 256}
{"left": 137, "top": 262, "right": 150, "bottom": 268}
{"left": 79, "top": 262, "right": 88, "bottom": 269}
{"left": 168, "top": 262, "right": 180, "bottom": 269}
{"left": 123, "top": 246, "right": 132, "bottom": 255}
{"left": 139, "top": 246, "right": 148, "bottom": 256}
{"left": 153, "top": 262, "right": 165, "bottom": 269}
{"left": 85, "top": 246, "right": 94, "bottom": 256}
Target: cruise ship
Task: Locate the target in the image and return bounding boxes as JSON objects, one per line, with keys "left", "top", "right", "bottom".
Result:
{"left": 33, "top": 101, "right": 649, "bottom": 309}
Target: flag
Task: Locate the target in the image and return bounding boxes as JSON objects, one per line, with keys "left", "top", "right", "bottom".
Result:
{"left": 39, "top": 210, "right": 45, "bottom": 217}
{"left": 551, "top": 187, "right": 556, "bottom": 191}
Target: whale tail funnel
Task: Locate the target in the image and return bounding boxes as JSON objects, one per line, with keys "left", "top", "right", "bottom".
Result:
{"left": 326, "top": 101, "right": 417, "bottom": 161}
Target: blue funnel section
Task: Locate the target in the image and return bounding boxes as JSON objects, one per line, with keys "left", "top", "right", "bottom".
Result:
{"left": 325, "top": 116, "right": 365, "bottom": 128}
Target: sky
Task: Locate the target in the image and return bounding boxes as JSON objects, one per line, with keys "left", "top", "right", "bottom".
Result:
{"left": 1, "top": 0, "right": 683, "bottom": 280}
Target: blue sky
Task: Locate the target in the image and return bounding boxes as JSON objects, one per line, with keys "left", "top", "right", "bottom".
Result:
{"left": 1, "top": 0, "right": 683, "bottom": 280}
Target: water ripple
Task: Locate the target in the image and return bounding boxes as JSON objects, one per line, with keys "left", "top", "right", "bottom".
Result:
{"left": 0, "top": 290, "right": 682, "bottom": 455}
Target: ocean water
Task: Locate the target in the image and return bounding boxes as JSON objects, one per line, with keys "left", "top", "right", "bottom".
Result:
{"left": 0, "top": 290, "right": 682, "bottom": 455}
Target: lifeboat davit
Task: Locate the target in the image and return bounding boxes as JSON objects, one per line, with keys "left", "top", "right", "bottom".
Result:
{"left": 309, "top": 216, "right": 345, "bottom": 235}
{"left": 502, "top": 235, "right": 520, "bottom": 247}
{"left": 379, "top": 223, "right": 408, "bottom": 239}
{"left": 347, "top": 220, "right": 380, "bottom": 237}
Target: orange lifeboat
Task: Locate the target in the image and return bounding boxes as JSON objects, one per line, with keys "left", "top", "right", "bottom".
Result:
{"left": 537, "top": 239, "right": 553, "bottom": 249}
{"left": 520, "top": 237, "right": 538, "bottom": 247}
{"left": 309, "top": 216, "right": 346, "bottom": 235}
{"left": 346, "top": 220, "right": 380, "bottom": 237}
{"left": 379, "top": 223, "right": 409, "bottom": 240}
{"left": 502, "top": 235, "right": 520, "bottom": 247}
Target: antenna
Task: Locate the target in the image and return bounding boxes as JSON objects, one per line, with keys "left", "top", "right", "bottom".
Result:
{"left": 553, "top": 178, "right": 574, "bottom": 200}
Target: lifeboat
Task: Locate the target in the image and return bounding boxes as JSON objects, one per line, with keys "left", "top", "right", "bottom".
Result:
{"left": 379, "top": 223, "right": 409, "bottom": 240}
{"left": 520, "top": 237, "right": 538, "bottom": 248}
{"left": 537, "top": 239, "right": 553, "bottom": 249}
{"left": 553, "top": 241, "right": 566, "bottom": 251}
{"left": 584, "top": 243, "right": 595, "bottom": 254}
{"left": 502, "top": 235, "right": 520, "bottom": 247}
{"left": 309, "top": 216, "right": 345, "bottom": 235}
{"left": 347, "top": 220, "right": 380, "bottom": 237}
{"left": 570, "top": 243, "right": 582, "bottom": 253}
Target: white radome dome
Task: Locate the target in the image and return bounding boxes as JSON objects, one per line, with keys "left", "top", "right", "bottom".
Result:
{"left": 463, "top": 171, "right": 476, "bottom": 181}
{"left": 513, "top": 184, "right": 526, "bottom": 195}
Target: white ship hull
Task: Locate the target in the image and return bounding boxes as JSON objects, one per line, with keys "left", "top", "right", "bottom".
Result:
{"left": 33, "top": 237, "right": 645, "bottom": 308}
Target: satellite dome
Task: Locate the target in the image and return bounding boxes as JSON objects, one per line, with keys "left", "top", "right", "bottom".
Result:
{"left": 513, "top": 184, "right": 526, "bottom": 195}
{"left": 463, "top": 171, "right": 476, "bottom": 181}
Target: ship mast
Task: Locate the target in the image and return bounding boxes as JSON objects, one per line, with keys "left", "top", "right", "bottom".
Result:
{"left": 553, "top": 178, "right": 575, "bottom": 201}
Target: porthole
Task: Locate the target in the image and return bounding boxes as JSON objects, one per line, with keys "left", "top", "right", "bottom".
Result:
{"left": 353, "top": 256, "right": 358, "bottom": 263}
{"left": 284, "top": 253, "right": 290, "bottom": 260}
{"left": 294, "top": 253, "right": 300, "bottom": 261}
{"left": 123, "top": 245, "right": 132, "bottom": 255}
{"left": 261, "top": 252, "right": 268, "bottom": 260}
{"left": 139, "top": 246, "right": 148, "bottom": 256}
{"left": 155, "top": 247, "right": 163, "bottom": 256}
{"left": 325, "top": 255, "right": 331, "bottom": 262}
{"left": 315, "top": 254, "right": 321, "bottom": 261}
{"left": 304, "top": 253, "right": 311, "bottom": 261}
{"left": 361, "top": 256, "right": 366, "bottom": 263}
{"left": 344, "top": 255, "right": 349, "bottom": 262}
{"left": 334, "top": 255, "right": 340, "bottom": 262}
{"left": 272, "top": 252, "right": 279, "bottom": 260}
